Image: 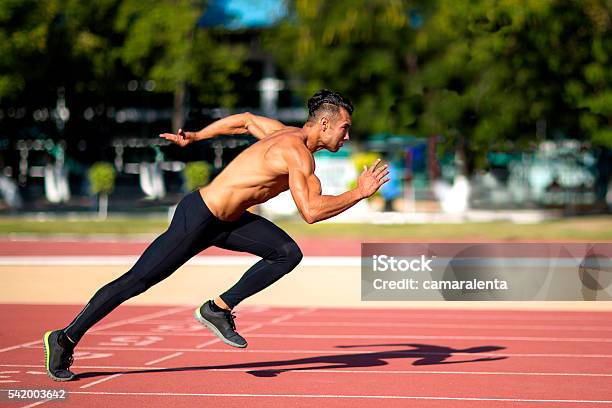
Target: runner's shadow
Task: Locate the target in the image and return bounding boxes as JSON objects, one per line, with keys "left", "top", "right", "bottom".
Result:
{"left": 76, "top": 343, "right": 506, "bottom": 380}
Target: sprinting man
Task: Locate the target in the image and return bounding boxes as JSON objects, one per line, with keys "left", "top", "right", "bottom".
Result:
{"left": 43, "top": 89, "right": 389, "bottom": 381}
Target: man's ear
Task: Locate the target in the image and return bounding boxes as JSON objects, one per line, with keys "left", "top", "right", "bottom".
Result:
{"left": 320, "top": 116, "right": 329, "bottom": 131}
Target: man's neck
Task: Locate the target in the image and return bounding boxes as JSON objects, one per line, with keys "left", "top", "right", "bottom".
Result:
{"left": 302, "top": 123, "right": 323, "bottom": 153}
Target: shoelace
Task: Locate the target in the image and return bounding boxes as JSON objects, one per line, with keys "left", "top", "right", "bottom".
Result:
{"left": 58, "top": 338, "right": 74, "bottom": 370}
{"left": 63, "top": 355, "right": 74, "bottom": 370}
{"left": 224, "top": 311, "right": 237, "bottom": 331}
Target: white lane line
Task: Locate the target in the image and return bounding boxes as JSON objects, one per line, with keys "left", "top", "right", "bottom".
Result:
{"left": 144, "top": 352, "right": 183, "bottom": 366}
{"left": 249, "top": 333, "right": 612, "bottom": 343}
{"left": 296, "top": 307, "right": 317, "bottom": 316}
{"left": 270, "top": 314, "right": 294, "bottom": 324}
{"left": 193, "top": 368, "right": 612, "bottom": 377}
{"left": 296, "top": 312, "right": 612, "bottom": 323}
{"left": 194, "top": 339, "right": 224, "bottom": 349}
{"left": 2, "top": 363, "right": 612, "bottom": 378}
{"left": 89, "top": 305, "right": 194, "bottom": 332}
{"left": 19, "top": 346, "right": 612, "bottom": 359}
{"left": 63, "top": 391, "right": 612, "bottom": 404}
{"left": 0, "top": 340, "right": 42, "bottom": 354}
{"left": 270, "top": 321, "right": 612, "bottom": 332}
{"left": 121, "top": 319, "right": 612, "bottom": 332}
{"left": 2, "top": 364, "right": 165, "bottom": 370}
{"left": 79, "top": 373, "right": 124, "bottom": 389}
{"left": 19, "top": 399, "right": 54, "bottom": 408}
{"left": 66, "top": 331, "right": 612, "bottom": 343}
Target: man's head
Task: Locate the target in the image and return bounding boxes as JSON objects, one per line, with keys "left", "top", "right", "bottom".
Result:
{"left": 306, "top": 89, "right": 353, "bottom": 152}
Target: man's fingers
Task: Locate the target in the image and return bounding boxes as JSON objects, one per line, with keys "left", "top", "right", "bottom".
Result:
{"left": 373, "top": 164, "right": 388, "bottom": 177}
{"left": 159, "top": 132, "right": 188, "bottom": 146}
{"left": 377, "top": 170, "right": 389, "bottom": 180}
{"left": 378, "top": 177, "right": 390, "bottom": 186}
{"left": 369, "top": 158, "right": 382, "bottom": 173}
{"left": 159, "top": 133, "right": 177, "bottom": 141}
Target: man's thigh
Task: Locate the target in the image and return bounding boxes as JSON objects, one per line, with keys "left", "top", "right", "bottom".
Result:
{"left": 215, "top": 212, "right": 298, "bottom": 259}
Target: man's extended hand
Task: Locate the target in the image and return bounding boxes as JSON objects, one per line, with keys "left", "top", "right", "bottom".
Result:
{"left": 357, "top": 158, "right": 390, "bottom": 198}
{"left": 159, "top": 128, "right": 197, "bottom": 147}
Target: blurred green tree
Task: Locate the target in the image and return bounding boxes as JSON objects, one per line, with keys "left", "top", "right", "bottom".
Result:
{"left": 0, "top": 0, "right": 246, "bottom": 131}
{"left": 183, "top": 160, "right": 211, "bottom": 191}
{"left": 115, "top": 0, "right": 247, "bottom": 131}
{"left": 264, "top": 0, "right": 426, "bottom": 135}
{"left": 412, "top": 0, "right": 612, "bottom": 170}
{"left": 88, "top": 161, "right": 115, "bottom": 219}
{"left": 0, "top": 0, "right": 121, "bottom": 101}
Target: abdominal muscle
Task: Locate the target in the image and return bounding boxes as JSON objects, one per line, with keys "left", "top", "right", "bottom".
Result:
{"left": 199, "top": 180, "right": 287, "bottom": 221}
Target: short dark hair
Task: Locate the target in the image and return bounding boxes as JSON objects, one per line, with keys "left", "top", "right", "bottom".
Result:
{"left": 307, "top": 89, "right": 353, "bottom": 123}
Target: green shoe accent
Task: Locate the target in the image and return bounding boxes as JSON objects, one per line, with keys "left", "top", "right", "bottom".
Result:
{"left": 43, "top": 330, "right": 75, "bottom": 381}
{"left": 43, "top": 331, "right": 51, "bottom": 371}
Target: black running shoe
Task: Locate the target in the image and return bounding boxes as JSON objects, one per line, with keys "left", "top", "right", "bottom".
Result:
{"left": 194, "top": 301, "right": 247, "bottom": 348}
{"left": 43, "top": 330, "right": 75, "bottom": 381}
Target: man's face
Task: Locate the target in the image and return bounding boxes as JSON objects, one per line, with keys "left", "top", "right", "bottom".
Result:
{"left": 322, "top": 108, "right": 352, "bottom": 152}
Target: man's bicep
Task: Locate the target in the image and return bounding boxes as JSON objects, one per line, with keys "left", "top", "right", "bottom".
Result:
{"left": 288, "top": 167, "right": 322, "bottom": 223}
{"left": 284, "top": 145, "right": 321, "bottom": 217}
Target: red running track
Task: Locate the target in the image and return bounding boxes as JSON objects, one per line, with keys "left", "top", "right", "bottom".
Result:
{"left": 1, "top": 304, "right": 612, "bottom": 407}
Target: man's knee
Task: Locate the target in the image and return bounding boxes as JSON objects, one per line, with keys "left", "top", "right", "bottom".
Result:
{"left": 278, "top": 241, "right": 303, "bottom": 269}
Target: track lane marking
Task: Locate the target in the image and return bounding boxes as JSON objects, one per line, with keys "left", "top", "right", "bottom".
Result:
{"left": 145, "top": 352, "right": 183, "bottom": 366}
{"left": 65, "top": 331, "right": 612, "bottom": 343}
{"left": 79, "top": 373, "right": 124, "bottom": 389}
{"left": 61, "top": 391, "right": 612, "bottom": 404}
{"left": 19, "top": 346, "right": 612, "bottom": 359}
{"left": 3, "top": 364, "right": 612, "bottom": 377}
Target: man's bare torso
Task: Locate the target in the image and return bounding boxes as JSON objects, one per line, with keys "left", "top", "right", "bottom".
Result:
{"left": 200, "top": 127, "right": 310, "bottom": 221}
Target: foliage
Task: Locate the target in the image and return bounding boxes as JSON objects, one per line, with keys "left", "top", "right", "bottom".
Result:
{"left": 413, "top": 0, "right": 612, "bottom": 164}
{"left": 0, "top": 0, "right": 247, "bottom": 124}
{"left": 88, "top": 162, "right": 116, "bottom": 195}
{"left": 184, "top": 161, "right": 211, "bottom": 191}
{"left": 265, "top": 0, "right": 420, "bottom": 135}
{"left": 0, "top": 0, "right": 123, "bottom": 100}
{"left": 115, "top": 0, "right": 247, "bottom": 107}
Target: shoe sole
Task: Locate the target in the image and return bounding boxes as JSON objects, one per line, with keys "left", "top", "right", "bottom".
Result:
{"left": 194, "top": 308, "right": 247, "bottom": 348}
{"left": 43, "top": 331, "right": 74, "bottom": 382}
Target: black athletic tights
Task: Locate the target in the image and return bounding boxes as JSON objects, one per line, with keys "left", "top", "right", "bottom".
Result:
{"left": 63, "top": 191, "right": 303, "bottom": 344}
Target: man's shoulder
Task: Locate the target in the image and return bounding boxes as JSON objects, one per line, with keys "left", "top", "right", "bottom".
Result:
{"left": 265, "top": 130, "right": 311, "bottom": 166}
{"left": 269, "top": 128, "right": 307, "bottom": 149}
{"left": 270, "top": 126, "right": 305, "bottom": 138}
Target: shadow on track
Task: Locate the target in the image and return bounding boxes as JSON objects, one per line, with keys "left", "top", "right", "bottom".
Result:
{"left": 76, "top": 343, "right": 507, "bottom": 380}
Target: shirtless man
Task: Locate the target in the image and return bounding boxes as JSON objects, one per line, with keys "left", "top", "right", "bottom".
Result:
{"left": 43, "top": 89, "right": 389, "bottom": 381}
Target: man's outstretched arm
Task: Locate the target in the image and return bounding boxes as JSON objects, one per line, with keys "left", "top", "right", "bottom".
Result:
{"left": 286, "top": 149, "right": 389, "bottom": 224}
{"left": 160, "top": 113, "right": 285, "bottom": 146}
